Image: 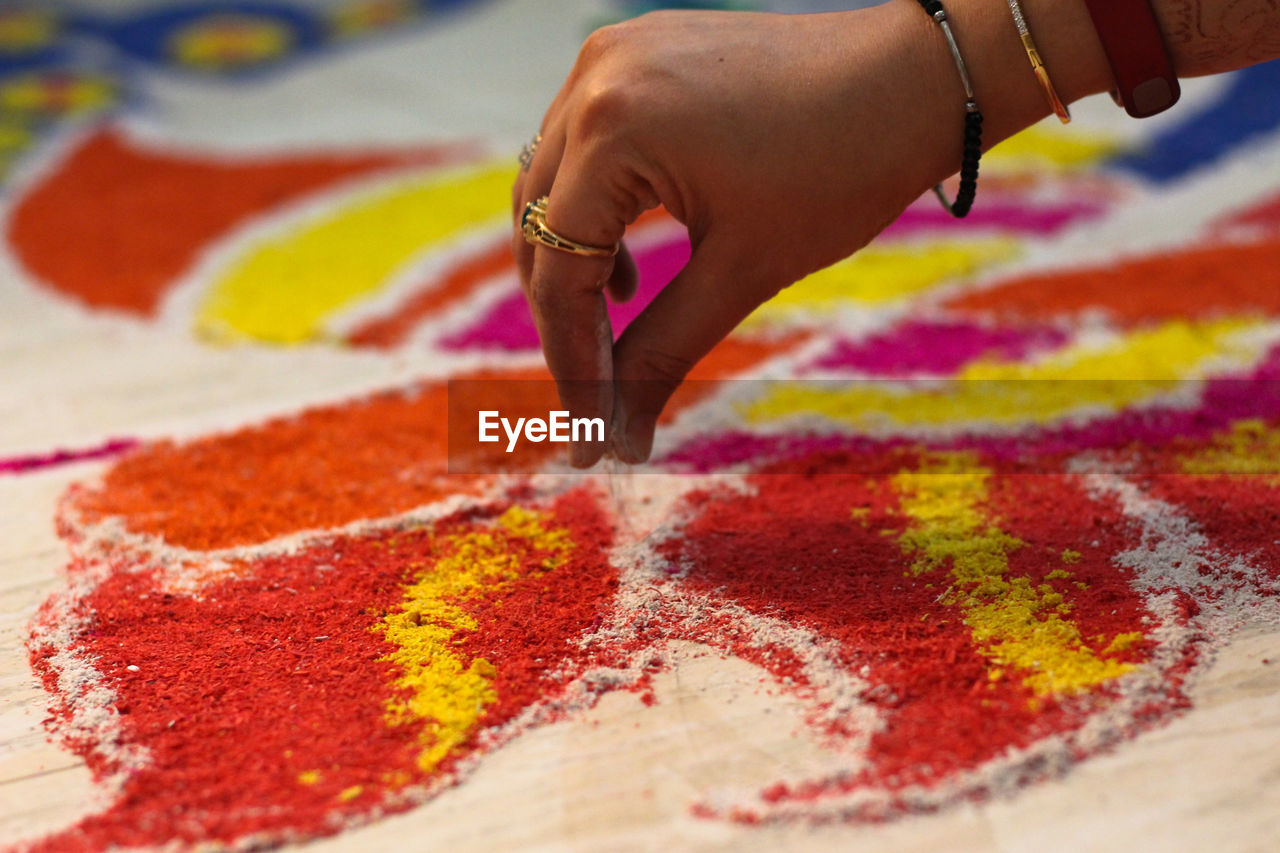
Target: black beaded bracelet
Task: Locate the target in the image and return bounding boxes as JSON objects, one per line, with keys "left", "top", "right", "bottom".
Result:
{"left": 916, "top": 0, "right": 983, "bottom": 218}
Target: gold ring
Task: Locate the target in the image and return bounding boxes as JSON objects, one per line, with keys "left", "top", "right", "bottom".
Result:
{"left": 521, "top": 196, "right": 619, "bottom": 258}
{"left": 518, "top": 133, "right": 541, "bottom": 172}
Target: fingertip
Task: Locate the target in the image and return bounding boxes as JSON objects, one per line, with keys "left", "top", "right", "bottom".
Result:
{"left": 569, "top": 439, "right": 606, "bottom": 469}
{"left": 604, "top": 242, "right": 638, "bottom": 304}
{"left": 618, "top": 411, "right": 656, "bottom": 464}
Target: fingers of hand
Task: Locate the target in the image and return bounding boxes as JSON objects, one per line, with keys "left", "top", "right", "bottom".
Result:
{"left": 511, "top": 126, "right": 567, "bottom": 288}
{"left": 612, "top": 237, "right": 773, "bottom": 464}
{"left": 527, "top": 245, "right": 617, "bottom": 468}
{"left": 603, "top": 242, "right": 638, "bottom": 304}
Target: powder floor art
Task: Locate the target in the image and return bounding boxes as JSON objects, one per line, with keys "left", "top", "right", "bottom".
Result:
{"left": 4, "top": 1, "right": 1280, "bottom": 852}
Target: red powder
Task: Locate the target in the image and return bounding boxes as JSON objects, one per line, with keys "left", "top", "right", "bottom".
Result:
{"left": 27, "top": 489, "right": 615, "bottom": 852}
{"left": 660, "top": 449, "right": 1170, "bottom": 815}
{"left": 947, "top": 238, "right": 1280, "bottom": 325}
{"left": 1214, "top": 190, "right": 1280, "bottom": 235}
{"left": 9, "top": 130, "right": 473, "bottom": 315}
{"left": 1142, "top": 472, "right": 1280, "bottom": 589}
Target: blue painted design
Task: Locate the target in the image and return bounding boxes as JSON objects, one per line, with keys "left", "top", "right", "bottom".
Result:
{"left": 1110, "top": 59, "right": 1280, "bottom": 184}
{"left": 0, "top": 8, "right": 67, "bottom": 75}
{"left": 82, "top": 3, "right": 325, "bottom": 75}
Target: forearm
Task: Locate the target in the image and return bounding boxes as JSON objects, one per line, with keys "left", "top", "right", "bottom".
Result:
{"left": 1154, "top": 0, "right": 1280, "bottom": 77}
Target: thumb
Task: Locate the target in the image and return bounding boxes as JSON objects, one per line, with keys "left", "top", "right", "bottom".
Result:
{"left": 611, "top": 235, "right": 774, "bottom": 463}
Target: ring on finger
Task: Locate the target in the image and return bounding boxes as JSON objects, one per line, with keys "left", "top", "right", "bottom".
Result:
{"left": 521, "top": 196, "right": 619, "bottom": 258}
{"left": 518, "top": 133, "right": 542, "bottom": 172}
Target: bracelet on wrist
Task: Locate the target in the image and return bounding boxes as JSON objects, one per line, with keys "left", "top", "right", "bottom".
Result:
{"left": 916, "top": 0, "right": 983, "bottom": 219}
{"left": 1004, "top": 0, "right": 1070, "bottom": 123}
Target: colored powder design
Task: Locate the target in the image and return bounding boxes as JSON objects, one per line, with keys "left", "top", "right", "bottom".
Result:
{"left": 0, "top": 438, "right": 137, "bottom": 476}
{"left": 1176, "top": 419, "right": 1280, "bottom": 477}
{"left": 346, "top": 239, "right": 514, "bottom": 349}
{"left": 656, "top": 450, "right": 1185, "bottom": 822}
{"left": 24, "top": 352, "right": 1280, "bottom": 845}
{"left": 805, "top": 320, "right": 1068, "bottom": 376}
{"left": 8, "top": 130, "right": 472, "bottom": 316}
{"left": 0, "top": 70, "right": 116, "bottom": 118}
{"left": 380, "top": 506, "right": 572, "bottom": 773}
{"left": 69, "top": 344, "right": 800, "bottom": 550}
{"left": 892, "top": 454, "right": 1133, "bottom": 697}
{"left": 948, "top": 237, "right": 1280, "bottom": 325}
{"left": 441, "top": 233, "right": 691, "bottom": 351}
{"left": 1110, "top": 59, "right": 1280, "bottom": 183}
{"left": 880, "top": 198, "right": 1107, "bottom": 239}
{"left": 17, "top": 26, "right": 1280, "bottom": 853}
{"left": 26, "top": 488, "right": 617, "bottom": 852}
{"left": 744, "top": 317, "right": 1261, "bottom": 430}
{"left": 1212, "top": 188, "right": 1280, "bottom": 237}
{"left": 658, "top": 353, "right": 1280, "bottom": 476}
{"left": 167, "top": 13, "right": 297, "bottom": 71}
{"left": 979, "top": 125, "right": 1121, "bottom": 171}
{"left": 195, "top": 162, "right": 515, "bottom": 344}
{"left": 750, "top": 240, "right": 1017, "bottom": 322}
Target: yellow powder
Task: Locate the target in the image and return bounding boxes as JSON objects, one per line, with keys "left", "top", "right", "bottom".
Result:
{"left": 377, "top": 507, "right": 571, "bottom": 774}
{"left": 0, "top": 73, "right": 114, "bottom": 115}
{"left": 1178, "top": 419, "right": 1280, "bottom": 479}
{"left": 196, "top": 162, "right": 515, "bottom": 344}
{"left": 170, "top": 15, "right": 294, "bottom": 70}
{"left": 1103, "top": 632, "right": 1145, "bottom": 655}
{"left": 746, "top": 318, "right": 1260, "bottom": 428}
{"left": 750, "top": 240, "right": 1017, "bottom": 323}
{"left": 892, "top": 454, "right": 1135, "bottom": 697}
{"left": 984, "top": 125, "right": 1121, "bottom": 171}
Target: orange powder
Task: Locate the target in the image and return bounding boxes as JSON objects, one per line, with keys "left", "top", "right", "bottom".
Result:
{"left": 346, "top": 239, "right": 514, "bottom": 349}
{"left": 77, "top": 330, "right": 800, "bottom": 551}
{"left": 75, "top": 381, "right": 484, "bottom": 550}
{"left": 9, "top": 130, "right": 473, "bottom": 315}
{"left": 948, "top": 238, "right": 1280, "bottom": 324}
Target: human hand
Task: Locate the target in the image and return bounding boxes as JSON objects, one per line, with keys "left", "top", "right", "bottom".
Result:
{"left": 511, "top": 0, "right": 1109, "bottom": 467}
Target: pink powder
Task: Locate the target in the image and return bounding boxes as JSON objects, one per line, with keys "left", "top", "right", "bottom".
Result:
{"left": 441, "top": 237, "right": 691, "bottom": 351}
{"left": 804, "top": 320, "right": 1069, "bottom": 376}
{"left": 659, "top": 344, "right": 1280, "bottom": 473}
{"left": 0, "top": 438, "right": 138, "bottom": 476}
{"left": 883, "top": 198, "right": 1106, "bottom": 238}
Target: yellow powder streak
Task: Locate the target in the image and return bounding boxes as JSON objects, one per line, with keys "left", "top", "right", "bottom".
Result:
{"left": 746, "top": 318, "right": 1259, "bottom": 428}
{"left": 892, "top": 454, "right": 1134, "bottom": 697}
{"left": 377, "top": 507, "right": 572, "bottom": 773}
{"left": 196, "top": 162, "right": 515, "bottom": 344}
{"left": 983, "top": 126, "right": 1121, "bottom": 171}
{"left": 749, "top": 240, "right": 1017, "bottom": 322}
{"left": 1178, "top": 419, "right": 1280, "bottom": 479}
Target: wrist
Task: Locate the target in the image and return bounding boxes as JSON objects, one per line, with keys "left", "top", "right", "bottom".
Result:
{"left": 887, "top": 0, "right": 1111, "bottom": 176}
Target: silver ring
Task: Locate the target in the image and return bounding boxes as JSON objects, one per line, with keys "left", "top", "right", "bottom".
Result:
{"left": 518, "top": 133, "right": 542, "bottom": 172}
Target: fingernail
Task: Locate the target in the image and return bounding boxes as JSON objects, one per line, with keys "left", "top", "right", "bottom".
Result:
{"left": 569, "top": 440, "right": 601, "bottom": 469}
{"left": 621, "top": 413, "right": 656, "bottom": 464}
